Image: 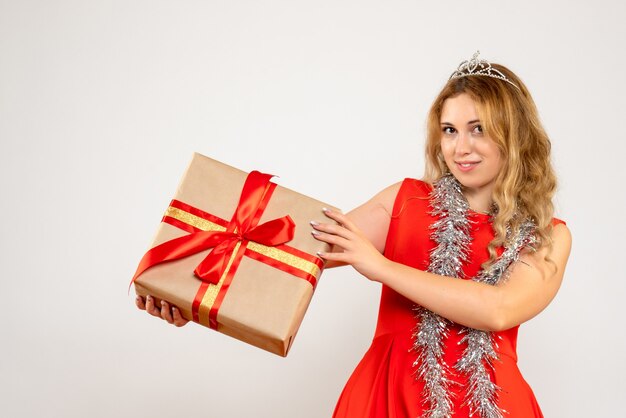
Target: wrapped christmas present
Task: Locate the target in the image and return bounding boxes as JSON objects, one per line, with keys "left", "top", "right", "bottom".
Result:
{"left": 131, "top": 153, "right": 338, "bottom": 356}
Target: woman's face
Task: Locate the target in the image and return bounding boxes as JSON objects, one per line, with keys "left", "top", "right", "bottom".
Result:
{"left": 439, "top": 93, "right": 504, "bottom": 199}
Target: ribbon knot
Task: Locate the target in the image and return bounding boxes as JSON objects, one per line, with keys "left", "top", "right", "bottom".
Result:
{"left": 194, "top": 210, "right": 295, "bottom": 285}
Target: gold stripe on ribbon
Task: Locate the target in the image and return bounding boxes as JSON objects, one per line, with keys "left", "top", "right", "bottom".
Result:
{"left": 247, "top": 241, "right": 321, "bottom": 278}
{"left": 198, "top": 240, "right": 243, "bottom": 327}
{"left": 165, "top": 206, "right": 227, "bottom": 232}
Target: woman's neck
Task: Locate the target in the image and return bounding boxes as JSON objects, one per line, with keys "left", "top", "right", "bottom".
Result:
{"left": 462, "top": 186, "right": 495, "bottom": 214}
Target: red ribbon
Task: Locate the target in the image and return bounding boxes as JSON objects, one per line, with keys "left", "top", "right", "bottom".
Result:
{"left": 130, "top": 171, "right": 297, "bottom": 323}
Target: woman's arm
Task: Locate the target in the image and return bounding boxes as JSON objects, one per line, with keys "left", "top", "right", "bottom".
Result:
{"left": 313, "top": 210, "right": 572, "bottom": 332}
{"left": 321, "top": 181, "right": 401, "bottom": 269}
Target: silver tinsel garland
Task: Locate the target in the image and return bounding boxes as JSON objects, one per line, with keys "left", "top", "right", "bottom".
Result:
{"left": 411, "top": 175, "right": 536, "bottom": 418}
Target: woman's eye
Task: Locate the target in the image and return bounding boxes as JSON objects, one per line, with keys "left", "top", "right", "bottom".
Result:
{"left": 472, "top": 124, "right": 483, "bottom": 134}
{"left": 442, "top": 126, "right": 456, "bottom": 135}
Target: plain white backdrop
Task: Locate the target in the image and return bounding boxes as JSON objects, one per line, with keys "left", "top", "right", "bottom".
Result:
{"left": 1, "top": 1, "right": 625, "bottom": 417}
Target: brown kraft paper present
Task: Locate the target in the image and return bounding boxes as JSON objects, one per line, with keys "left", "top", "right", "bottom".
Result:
{"left": 132, "top": 152, "right": 339, "bottom": 356}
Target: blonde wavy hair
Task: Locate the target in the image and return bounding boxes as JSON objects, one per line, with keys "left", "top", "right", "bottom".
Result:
{"left": 423, "top": 64, "right": 557, "bottom": 269}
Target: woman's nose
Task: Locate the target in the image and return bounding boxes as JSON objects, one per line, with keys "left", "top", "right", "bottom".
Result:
{"left": 455, "top": 132, "right": 472, "bottom": 155}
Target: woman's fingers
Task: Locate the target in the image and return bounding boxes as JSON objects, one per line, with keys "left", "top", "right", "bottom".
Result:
{"left": 310, "top": 208, "right": 363, "bottom": 252}
{"left": 145, "top": 295, "right": 162, "bottom": 318}
{"left": 310, "top": 208, "right": 361, "bottom": 241}
{"left": 311, "top": 220, "right": 353, "bottom": 239}
{"left": 137, "top": 294, "right": 188, "bottom": 327}
{"left": 311, "top": 228, "right": 351, "bottom": 249}
{"left": 136, "top": 295, "right": 146, "bottom": 310}
{"left": 171, "top": 306, "right": 189, "bottom": 327}
{"left": 321, "top": 208, "right": 358, "bottom": 232}
{"left": 316, "top": 249, "right": 348, "bottom": 262}
{"left": 160, "top": 300, "right": 174, "bottom": 324}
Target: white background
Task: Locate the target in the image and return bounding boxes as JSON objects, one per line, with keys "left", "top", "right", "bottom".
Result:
{"left": 1, "top": 1, "right": 625, "bottom": 417}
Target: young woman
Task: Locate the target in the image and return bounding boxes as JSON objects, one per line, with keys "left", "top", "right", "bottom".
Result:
{"left": 312, "top": 52, "right": 572, "bottom": 418}
{"left": 137, "top": 52, "right": 571, "bottom": 417}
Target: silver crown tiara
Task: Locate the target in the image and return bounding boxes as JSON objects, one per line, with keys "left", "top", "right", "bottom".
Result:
{"left": 449, "top": 50, "right": 519, "bottom": 90}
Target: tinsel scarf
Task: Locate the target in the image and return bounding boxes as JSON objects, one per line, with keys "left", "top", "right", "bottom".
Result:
{"left": 411, "top": 174, "right": 536, "bottom": 418}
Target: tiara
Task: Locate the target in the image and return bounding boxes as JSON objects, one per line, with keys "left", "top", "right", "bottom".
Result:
{"left": 449, "top": 50, "right": 519, "bottom": 90}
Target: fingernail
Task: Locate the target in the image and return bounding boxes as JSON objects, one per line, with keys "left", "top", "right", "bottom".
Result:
{"left": 147, "top": 295, "right": 152, "bottom": 301}
{"left": 322, "top": 207, "right": 330, "bottom": 213}
{"left": 310, "top": 220, "right": 319, "bottom": 226}
{"left": 311, "top": 230, "right": 320, "bottom": 236}
{"left": 316, "top": 251, "right": 325, "bottom": 256}
{"left": 172, "top": 307, "right": 177, "bottom": 311}
{"left": 161, "top": 300, "right": 166, "bottom": 306}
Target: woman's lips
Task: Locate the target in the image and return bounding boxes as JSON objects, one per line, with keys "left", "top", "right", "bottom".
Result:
{"left": 455, "top": 161, "right": 479, "bottom": 172}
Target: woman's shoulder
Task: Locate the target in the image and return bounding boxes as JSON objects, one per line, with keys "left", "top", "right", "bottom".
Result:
{"left": 551, "top": 217, "right": 571, "bottom": 247}
{"left": 364, "top": 178, "right": 432, "bottom": 219}
{"left": 402, "top": 177, "right": 433, "bottom": 195}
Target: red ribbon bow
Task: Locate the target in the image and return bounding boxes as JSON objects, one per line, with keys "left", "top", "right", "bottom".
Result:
{"left": 131, "top": 171, "right": 295, "bottom": 287}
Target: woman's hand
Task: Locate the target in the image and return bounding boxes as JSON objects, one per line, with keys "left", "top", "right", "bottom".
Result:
{"left": 311, "top": 208, "right": 389, "bottom": 281}
{"left": 135, "top": 295, "right": 189, "bottom": 327}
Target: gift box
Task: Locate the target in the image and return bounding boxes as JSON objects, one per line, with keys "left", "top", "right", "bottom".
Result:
{"left": 131, "top": 153, "right": 338, "bottom": 356}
